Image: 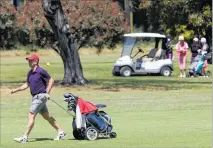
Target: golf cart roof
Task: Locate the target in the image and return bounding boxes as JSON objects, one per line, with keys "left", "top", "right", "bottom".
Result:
{"left": 124, "top": 33, "right": 166, "bottom": 38}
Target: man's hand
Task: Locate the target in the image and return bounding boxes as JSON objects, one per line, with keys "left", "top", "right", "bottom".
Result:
{"left": 46, "top": 77, "right": 54, "bottom": 94}
{"left": 45, "top": 93, "right": 50, "bottom": 100}
{"left": 10, "top": 82, "right": 29, "bottom": 94}
{"left": 11, "top": 89, "right": 17, "bottom": 94}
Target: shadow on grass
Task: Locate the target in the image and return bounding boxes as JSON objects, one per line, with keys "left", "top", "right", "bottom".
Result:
{"left": 1, "top": 77, "right": 211, "bottom": 91}
{"left": 68, "top": 137, "right": 111, "bottom": 141}
{"left": 89, "top": 77, "right": 212, "bottom": 91}
{"left": 29, "top": 138, "right": 53, "bottom": 142}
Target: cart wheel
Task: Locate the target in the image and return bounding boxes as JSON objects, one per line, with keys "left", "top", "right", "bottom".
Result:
{"left": 110, "top": 132, "right": 117, "bottom": 138}
{"left": 160, "top": 67, "right": 171, "bottom": 76}
{"left": 85, "top": 127, "right": 98, "bottom": 140}
{"left": 120, "top": 66, "right": 132, "bottom": 77}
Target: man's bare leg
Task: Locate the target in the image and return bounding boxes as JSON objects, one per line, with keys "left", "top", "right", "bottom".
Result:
{"left": 14, "top": 112, "right": 36, "bottom": 143}
{"left": 41, "top": 112, "right": 66, "bottom": 140}
{"left": 41, "top": 112, "right": 62, "bottom": 132}
{"left": 24, "top": 112, "right": 36, "bottom": 137}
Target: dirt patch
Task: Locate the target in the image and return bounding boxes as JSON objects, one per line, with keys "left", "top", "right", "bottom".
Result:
{"left": 52, "top": 83, "right": 171, "bottom": 93}
{"left": 0, "top": 87, "right": 12, "bottom": 97}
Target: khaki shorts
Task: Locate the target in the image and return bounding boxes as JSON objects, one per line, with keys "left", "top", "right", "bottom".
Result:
{"left": 30, "top": 93, "right": 50, "bottom": 114}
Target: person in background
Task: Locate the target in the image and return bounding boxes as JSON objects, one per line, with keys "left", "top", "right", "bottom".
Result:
{"left": 200, "top": 37, "right": 209, "bottom": 77}
{"left": 176, "top": 36, "right": 189, "bottom": 77}
{"left": 190, "top": 37, "right": 201, "bottom": 63}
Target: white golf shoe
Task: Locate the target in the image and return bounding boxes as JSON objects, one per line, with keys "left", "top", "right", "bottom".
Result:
{"left": 14, "top": 136, "right": 28, "bottom": 143}
{"left": 54, "top": 131, "right": 67, "bottom": 140}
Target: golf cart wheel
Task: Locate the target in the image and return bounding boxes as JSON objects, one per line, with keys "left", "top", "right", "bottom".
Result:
{"left": 120, "top": 66, "right": 132, "bottom": 77}
{"left": 110, "top": 132, "right": 117, "bottom": 138}
{"left": 85, "top": 127, "right": 98, "bottom": 140}
{"left": 160, "top": 67, "right": 171, "bottom": 76}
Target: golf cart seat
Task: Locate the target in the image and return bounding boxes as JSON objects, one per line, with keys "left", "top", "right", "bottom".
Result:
{"left": 141, "top": 48, "right": 162, "bottom": 62}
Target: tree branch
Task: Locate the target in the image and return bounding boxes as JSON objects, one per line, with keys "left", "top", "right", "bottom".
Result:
{"left": 51, "top": 41, "right": 60, "bottom": 55}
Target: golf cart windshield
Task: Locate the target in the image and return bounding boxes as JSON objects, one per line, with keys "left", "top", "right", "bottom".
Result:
{"left": 121, "top": 37, "right": 136, "bottom": 57}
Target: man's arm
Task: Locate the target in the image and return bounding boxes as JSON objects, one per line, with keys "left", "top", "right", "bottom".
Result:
{"left": 46, "top": 77, "right": 54, "bottom": 94}
{"left": 11, "top": 82, "right": 29, "bottom": 94}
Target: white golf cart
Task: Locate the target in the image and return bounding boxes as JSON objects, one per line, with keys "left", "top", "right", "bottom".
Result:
{"left": 112, "top": 33, "right": 173, "bottom": 77}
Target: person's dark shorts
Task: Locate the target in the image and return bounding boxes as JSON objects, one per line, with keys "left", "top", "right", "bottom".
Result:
{"left": 30, "top": 93, "right": 50, "bottom": 114}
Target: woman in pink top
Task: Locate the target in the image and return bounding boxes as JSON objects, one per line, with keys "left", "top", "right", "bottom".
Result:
{"left": 176, "top": 36, "right": 188, "bottom": 77}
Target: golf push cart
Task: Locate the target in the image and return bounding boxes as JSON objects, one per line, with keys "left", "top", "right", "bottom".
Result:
{"left": 112, "top": 33, "right": 173, "bottom": 77}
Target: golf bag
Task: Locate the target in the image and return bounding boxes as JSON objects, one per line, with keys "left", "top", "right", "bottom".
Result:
{"left": 63, "top": 93, "right": 117, "bottom": 140}
{"left": 162, "top": 37, "right": 173, "bottom": 60}
{"left": 188, "top": 51, "right": 211, "bottom": 77}
{"left": 166, "top": 46, "right": 173, "bottom": 60}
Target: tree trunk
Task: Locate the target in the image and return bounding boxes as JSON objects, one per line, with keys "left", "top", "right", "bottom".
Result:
{"left": 124, "top": 0, "right": 131, "bottom": 26}
{"left": 42, "top": 0, "right": 88, "bottom": 85}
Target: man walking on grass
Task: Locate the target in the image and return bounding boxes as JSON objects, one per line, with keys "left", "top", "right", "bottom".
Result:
{"left": 11, "top": 53, "right": 66, "bottom": 143}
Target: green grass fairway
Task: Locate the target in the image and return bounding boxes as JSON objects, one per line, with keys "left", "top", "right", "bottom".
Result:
{"left": 0, "top": 49, "right": 212, "bottom": 148}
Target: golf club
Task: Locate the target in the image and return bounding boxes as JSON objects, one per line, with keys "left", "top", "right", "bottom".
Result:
{"left": 49, "top": 98, "right": 75, "bottom": 117}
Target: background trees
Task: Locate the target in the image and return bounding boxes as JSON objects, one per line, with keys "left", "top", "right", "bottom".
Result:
{"left": 120, "top": 0, "right": 212, "bottom": 43}
{"left": 0, "top": 0, "right": 128, "bottom": 50}
{"left": 146, "top": 0, "right": 212, "bottom": 43}
{"left": 62, "top": 0, "right": 128, "bottom": 53}
{"left": 0, "top": 0, "right": 212, "bottom": 50}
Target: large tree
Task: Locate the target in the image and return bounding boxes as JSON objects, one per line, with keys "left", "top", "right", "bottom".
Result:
{"left": 10, "top": 0, "right": 128, "bottom": 85}
{"left": 42, "top": 0, "right": 87, "bottom": 85}
{"left": 43, "top": 0, "right": 128, "bottom": 85}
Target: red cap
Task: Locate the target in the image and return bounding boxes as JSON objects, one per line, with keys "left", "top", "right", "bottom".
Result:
{"left": 26, "top": 54, "right": 39, "bottom": 61}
